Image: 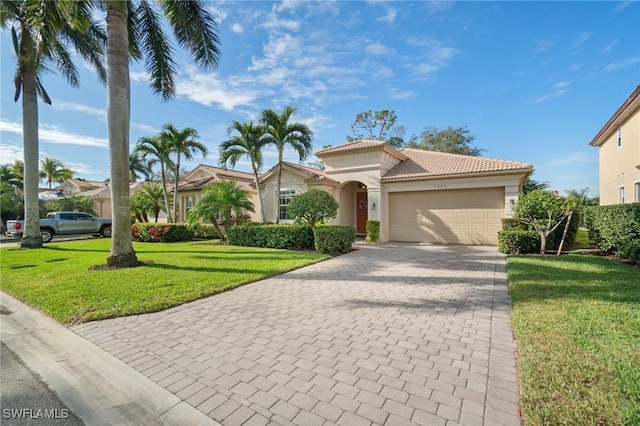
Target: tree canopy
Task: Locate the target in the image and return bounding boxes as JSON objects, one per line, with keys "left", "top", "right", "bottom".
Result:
{"left": 406, "top": 126, "right": 484, "bottom": 156}
{"left": 287, "top": 189, "right": 339, "bottom": 228}
{"left": 346, "top": 110, "right": 408, "bottom": 148}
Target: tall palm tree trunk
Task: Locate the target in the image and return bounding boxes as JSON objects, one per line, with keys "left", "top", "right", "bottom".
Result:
{"left": 160, "top": 164, "right": 172, "bottom": 222}
{"left": 253, "top": 171, "right": 265, "bottom": 223}
{"left": 106, "top": 2, "right": 138, "bottom": 267}
{"left": 172, "top": 155, "right": 181, "bottom": 222}
{"left": 20, "top": 66, "right": 43, "bottom": 248}
{"left": 275, "top": 150, "right": 283, "bottom": 224}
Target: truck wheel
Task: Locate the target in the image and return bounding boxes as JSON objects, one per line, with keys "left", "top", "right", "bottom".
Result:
{"left": 40, "top": 228, "right": 53, "bottom": 243}
{"left": 100, "top": 225, "right": 112, "bottom": 238}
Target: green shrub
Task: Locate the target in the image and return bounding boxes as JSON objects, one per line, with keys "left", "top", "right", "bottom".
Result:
{"left": 131, "top": 223, "right": 194, "bottom": 242}
{"left": 501, "top": 218, "right": 527, "bottom": 231}
{"left": 191, "top": 223, "right": 221, "bottom": 240}
{"left": 365, "top": 220, "right": 380, "bottom": 243}
{"left": 227, "top": 224, "right": 314, "bottom": 250}
{"left": 585, "top": 204, "right": 640, "bottom": 259}
{"left": 498, "top": 230, "right": 541, "bottom": 254}
{"left": 313, "top": 225, "right": 356, "bottom": 256}
{"left": 287, "top": 189, "right": 339, "bottom": 228}
{"left": 618, "top": 240, "right": 640, "bottom": 262}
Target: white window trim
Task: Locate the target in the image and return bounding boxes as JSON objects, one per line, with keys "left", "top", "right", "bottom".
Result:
{"left": 619, "top": 185, "right": 626, "bottom": 204}
{"left": 617, "top": 127, "right": 622, "bottom": 149}
{"left": 278, "top": 189, "right": 296, "bottom": 221}
{"left": 634, "top": 180, "right": 640, "bottom": 203}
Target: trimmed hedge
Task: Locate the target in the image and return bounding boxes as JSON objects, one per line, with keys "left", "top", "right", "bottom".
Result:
{"left": 498, "top": 230, "right": 541, "bottom": 254}
{"left": 584, "top": 204, "right": 640, "bottom": 259}
{"left": 191, "top": 223, "right": 221, "bottom": 240}
{"left": 365, "top": 220, "right": 380, "bottom": 243}
{"left": 227, "top": 224, "right": 314, "bottom": 250}
{"left": 313, "top": 225, "right": 356, "bottom": 256}
{"left": 131, "top": 223, "right": 194, "bottom": 242}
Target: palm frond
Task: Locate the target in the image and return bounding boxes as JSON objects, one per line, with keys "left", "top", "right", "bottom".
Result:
{"left": 159, "top": 0, "right": 220, "bottom": 70}
{"left": 35, "top": 74, "right": 52, "bottom": 104}
{"left": 137, "top": 0, "right": 176, "bottom": 100}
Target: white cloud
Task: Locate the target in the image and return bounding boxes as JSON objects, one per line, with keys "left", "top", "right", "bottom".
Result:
{"left": 276, "top": 0, "right": 301, "bottom": 13}
{"left": 612, "top": 1, "right": 631, "bottom": 15}
{"left": 0, "top": 142, "right": 24, "bottom": 165}
{"left": 540, "top": 151, "right": 597, "bottom": 167}
{"left": 175, "top": 70, "right": 260, "bottom": 111}
{"left": 406, "top": 37, "right": 462, "bottom": 79}
{"left": 51, "top": 100, "right": 156, "bottom": 133}
{"left": 526, "top": 89, "right": 568, "bottom": 104}
{"left": 425, "top": 1, "right": 454, "bottom": 15}
{"left": 388, "top": 88, "right": 414, "bottom": 100}
{"left": 553, "top": 80, "right": 573, "bottom": 89}
{"left": 605, "top": 56, "right": 640, "bottom": 71}
{"left": 571, "top": 32, "right": 591, "bottom": 49}
{"left": 0, "top": 119, "right": 108, "bottom": 148}
{"left": 377, "top": 7, "right": 398, "bottom": 24}
{"left": 602, "top": 39, "right": 618, "bottom": 52}
{"left": 365, "top": 43, "right": 394, "bottom": 56}
{"left": 230, "top": 23, "right": 244, "bottom": 34}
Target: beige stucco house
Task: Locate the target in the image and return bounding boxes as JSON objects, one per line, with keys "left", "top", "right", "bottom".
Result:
{"left": 589, "top": 85, "right": 640, "bottom": 205}
{"left": 56, "top": 178, "right": 149, "bottom": 219}
{"left": 173, "top": 165, "right": 260, "bottom": 223}
{"left": 260, "top": 140, "right": 533, "bottom": 245}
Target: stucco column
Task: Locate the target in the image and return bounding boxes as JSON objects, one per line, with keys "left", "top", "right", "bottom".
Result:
{"left": 505, "top": 185, "right": 519, "bottom": 217}
{"left": 332, "top": 188, "right": 341, "bottom": 225}
{"left": 379, "top": 188, "right": 389, "bottom": 242}
{"left": 367, "top": 187, "right": 381, "bottom": 222}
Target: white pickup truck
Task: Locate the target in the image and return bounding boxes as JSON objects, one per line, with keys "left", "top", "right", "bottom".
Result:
{"left": 5, "top": 212, "right": 112, "bottom": 243}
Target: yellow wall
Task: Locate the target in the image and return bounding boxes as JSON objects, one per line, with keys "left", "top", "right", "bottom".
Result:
{"left": 598, "top": 110, "right": 640, "bottom": 205}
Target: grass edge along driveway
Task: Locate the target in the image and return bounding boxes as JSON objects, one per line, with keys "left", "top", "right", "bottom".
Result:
{"left": 507, "top": 254, "right": 639, "bottom": 426}
{"left": 0, "top": 239, "right": 329, "bottom": 324}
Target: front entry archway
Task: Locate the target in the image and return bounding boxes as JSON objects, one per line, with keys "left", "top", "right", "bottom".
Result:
{"left": 356, "top": 191, "right": 368, "bottom": 234}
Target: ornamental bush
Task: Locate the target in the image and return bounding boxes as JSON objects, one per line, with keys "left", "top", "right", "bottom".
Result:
{"left": 287, "top": 189, "right": 339, "bottom": 228}
{"left": 313, "top": 225, "right": 356, "bottom": 255}
{"left": 191, "top": 223, "right": 221, "bottom": 240}
{"left": 365, "top": 220, "right": 380, "bottom": 243}
{"left": 497, "top": 230, "right": 541, "bottom": 255}
{"left": 584, "top": 204, "right": 640, "bottom": 259}
{"left": 131, "top": 223, "right": 193, "bottom": 242}
{"left": 227, "top": 224, "right": 314, "bottom": 250}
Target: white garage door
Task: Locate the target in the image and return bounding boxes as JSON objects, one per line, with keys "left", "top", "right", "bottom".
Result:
{"left": 389, "top": 187, "right": 505, "bottom": 245}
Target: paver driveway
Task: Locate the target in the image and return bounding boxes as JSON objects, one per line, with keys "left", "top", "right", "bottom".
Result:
{"left": 72, "top": 243, "right": 521, "bottom": 425}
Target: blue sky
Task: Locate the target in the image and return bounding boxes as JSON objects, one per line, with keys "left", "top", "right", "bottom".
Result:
{"left": 1, "top": 1, "right": 638, "bottom": 198}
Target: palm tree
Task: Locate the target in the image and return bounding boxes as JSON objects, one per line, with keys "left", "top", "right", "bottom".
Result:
{"left": 129, "top": 151, "right": 150, "bottom": 182}
{"left": 135, "top": 136, "right": 174, "bottom": 222}
{"left": 219, "top": 120, "right": 267, "bottom": 223}
{"left": 187, "top": 180, "right": 254, "bottom": 241}
{"left": 9, "top": 160, "right": 24, "bottom": 189}
{"left": 103, "top": 0, "right": 220, "bottom": 267}
{"left": 1, "top": 0, "right": 105, "bottom": 248}
{"left": 40, "top": 157, "right": 74, "bottom": 189}
{"left": 260, "top": 106, "right": 313, "bottom": 223}
{"left": 140, "top": 183, "right": 166, "bottom": 223}
{"left": 159, "top": 124, "right": 208, "bottom": 222}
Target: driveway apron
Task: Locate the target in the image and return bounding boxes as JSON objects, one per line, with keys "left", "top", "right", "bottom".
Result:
{"left": 72, "top": 243, "right": 521, "bottom": 425}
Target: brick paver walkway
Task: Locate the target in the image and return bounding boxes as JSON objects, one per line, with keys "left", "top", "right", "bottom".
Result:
{"left": 72, "top": 243, "right": 521, "bottom": 425}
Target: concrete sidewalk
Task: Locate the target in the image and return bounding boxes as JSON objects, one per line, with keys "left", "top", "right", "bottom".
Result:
{"left": 0, "top": 292, "right": 219, "bottom": 426}
{"left": 72, "top": 243, "right": 522, "bottom": 425}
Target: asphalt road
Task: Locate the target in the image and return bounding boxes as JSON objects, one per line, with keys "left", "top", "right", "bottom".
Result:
{"left": 0, "top": 343, "right": 83, "bottom": 426}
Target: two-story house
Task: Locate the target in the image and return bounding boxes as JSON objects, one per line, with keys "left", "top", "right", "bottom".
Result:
{"left": 590, "top": 85, "right": 640, "bottom": 205}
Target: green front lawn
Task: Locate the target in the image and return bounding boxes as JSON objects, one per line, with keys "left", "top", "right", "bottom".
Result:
{"left": 0, "top": 239, "right": 328, "bottom": 324}
{"left": 508, "top": 254, "right": 640, "bottom": 425}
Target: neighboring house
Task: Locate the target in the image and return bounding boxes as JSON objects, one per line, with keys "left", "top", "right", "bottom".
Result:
{"left": 589, "top": 85, "right": 640, "bottom": 205}
{"left": 173, "top": 165, "right": 259, "bottom": 223}
{"left": 260, "top": 140, "right": 533, "bottom": 245}
{"left": 56, "top": 179, "right": 152, "bottom": 219}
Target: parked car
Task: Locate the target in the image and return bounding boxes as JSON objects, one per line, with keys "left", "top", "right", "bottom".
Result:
{"left": 5, "top": 212, "right": 112, "bottom": 243}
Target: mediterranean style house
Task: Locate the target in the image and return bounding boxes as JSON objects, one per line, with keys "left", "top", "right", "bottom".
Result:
{"left": 589, "top": 85, "right": 640, "bottom": 205}
{"left": 257, "top": 140, "right": 533, "bottom": 245}
{"left": 173, "top": 165, "right": 259, "bottom": 223}
{"left": 56, "top": 178, "right": 147, "bottom": 219}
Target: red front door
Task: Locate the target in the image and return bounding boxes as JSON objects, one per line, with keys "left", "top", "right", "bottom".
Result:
{"left": 356, "top": 192, "right": 368, "bottom": 234}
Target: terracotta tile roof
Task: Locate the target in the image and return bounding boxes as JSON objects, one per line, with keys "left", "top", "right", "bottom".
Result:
{"left": 260, "top": 162, "right": 339, "bottom": 184}
{"left": 66, "top": 179, "right": 107, "bottom": 191}
{"left": 382, "top": 149, "right": 533, "bottom": 180}
{"left": 315, "top": 139, "right": 387, "bottom": 155}
{"left": 197, "top": 164, "right": 255, "bottom": 181}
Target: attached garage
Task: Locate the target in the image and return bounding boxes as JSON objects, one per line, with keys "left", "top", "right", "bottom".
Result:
{"left": 389, "top": 187, "right": 505, "bottom": 245}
